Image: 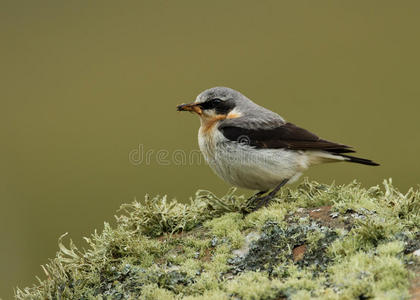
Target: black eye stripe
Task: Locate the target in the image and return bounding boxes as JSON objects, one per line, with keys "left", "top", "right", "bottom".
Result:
{"left": 199, "top": 98, "right": 223, "bottom": 110}
{"left": 199, "top": 98, "right": 235, "bottom": 114}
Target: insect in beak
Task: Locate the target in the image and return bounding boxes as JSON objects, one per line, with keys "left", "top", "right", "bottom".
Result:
{"left": 176, "top": 102, "right": 202, "bottom": 115}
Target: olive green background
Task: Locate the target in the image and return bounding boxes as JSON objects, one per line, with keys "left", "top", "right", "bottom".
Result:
{"left": 1, "top": 1, "right": 419, "bottom": 298}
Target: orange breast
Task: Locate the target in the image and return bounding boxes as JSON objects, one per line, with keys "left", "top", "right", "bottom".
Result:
{"left": 201, "top": 112, "right": 241, "bottom": 135}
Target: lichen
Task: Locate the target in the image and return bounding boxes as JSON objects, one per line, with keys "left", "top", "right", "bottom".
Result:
{"left": 15, "top": 179, "right": 420, "bottom": 300}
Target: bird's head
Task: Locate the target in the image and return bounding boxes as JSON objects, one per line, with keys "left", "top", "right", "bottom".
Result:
{"left": 177, "top": 87, "right": 246, "bottom": 120}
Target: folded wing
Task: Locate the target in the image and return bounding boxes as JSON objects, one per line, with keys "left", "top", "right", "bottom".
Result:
{"left": 219, "top": 122, "right": 355, "bottom": 154}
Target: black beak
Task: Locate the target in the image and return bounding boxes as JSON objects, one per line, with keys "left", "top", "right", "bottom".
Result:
{"left": 176, "top": 102, "right": 202, "bottom": 114}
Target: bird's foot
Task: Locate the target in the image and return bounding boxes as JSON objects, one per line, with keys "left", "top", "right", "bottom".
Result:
{"left": 242, "top": 190, "right": 267, "bottom": 213}
{"left": 248, "top": 190, "right": 278, "bottom": 211}
{"left": 243, "top": 179, "right": 289, "bottom": 214}
{"left": 247, "top": 190, "right": 268, "bottom": 202}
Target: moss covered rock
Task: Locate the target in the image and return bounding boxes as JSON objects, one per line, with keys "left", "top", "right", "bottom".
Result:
{"left": 16, "top": 179, "right": 420, "bottom": 300}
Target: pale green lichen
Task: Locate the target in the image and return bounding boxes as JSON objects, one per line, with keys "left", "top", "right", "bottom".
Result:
{"left": 15, "top": 179, "right": 420, "bottom": 300}
{"left": 329, "top": 242, "right": 409, "bottom": 299}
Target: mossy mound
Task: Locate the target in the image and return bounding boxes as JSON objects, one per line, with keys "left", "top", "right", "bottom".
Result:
{"left": 16, "top": 179, "right": 420, "bottom": 300}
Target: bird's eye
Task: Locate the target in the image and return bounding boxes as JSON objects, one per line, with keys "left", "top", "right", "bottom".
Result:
{"left": 199, "top": 98, "right": 223, "bottom": 110}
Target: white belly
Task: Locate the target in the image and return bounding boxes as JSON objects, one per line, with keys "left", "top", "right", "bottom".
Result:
{"left": 198, "top": 127, "right": 309, "bottom": 191}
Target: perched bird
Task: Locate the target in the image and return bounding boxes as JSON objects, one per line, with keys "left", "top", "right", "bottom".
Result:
{"left": 177, "top": 87, "right": 379, "bottom": 210}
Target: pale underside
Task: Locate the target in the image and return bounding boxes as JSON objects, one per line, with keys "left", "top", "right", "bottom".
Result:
{"left": 198, "top": 120, "right": 343, "bottom": 191}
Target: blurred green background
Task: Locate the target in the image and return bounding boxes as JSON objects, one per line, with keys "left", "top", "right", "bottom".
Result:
{"left": 1, "top": 1, "right": 419, "bottom": 298}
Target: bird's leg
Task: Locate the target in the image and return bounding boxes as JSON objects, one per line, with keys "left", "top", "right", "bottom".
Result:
{"left": 243, "top": 190, "right": 268, "bottom": 213}
{"left": 248, "top": 190, "right": 268, "bottom": 201}
{"left": 247, "top": 179, "right": 289, "bottom": 212}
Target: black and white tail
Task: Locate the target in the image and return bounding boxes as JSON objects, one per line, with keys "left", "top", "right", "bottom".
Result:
{"left": 313, "top": 151, "right": 380, "bottom": 166}
{"left": 339, "top": 154, "right": 379, "bottom": 166}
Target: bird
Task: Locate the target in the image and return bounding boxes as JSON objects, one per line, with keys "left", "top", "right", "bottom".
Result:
{"left": 177, "top": 87, "right": 379, "bottom": 211}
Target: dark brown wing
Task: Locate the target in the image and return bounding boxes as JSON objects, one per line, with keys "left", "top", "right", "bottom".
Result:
{"left": 219, "top": 122, "right": 355, "bottom": 153}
